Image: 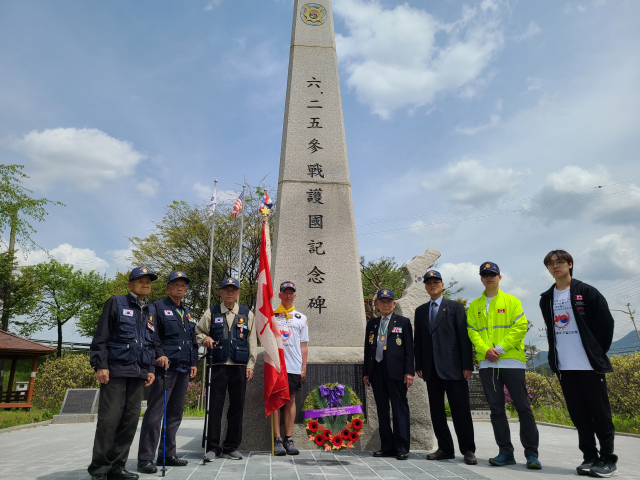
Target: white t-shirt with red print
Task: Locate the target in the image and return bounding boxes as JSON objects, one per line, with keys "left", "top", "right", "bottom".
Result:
{"left": 275, "top": 308, "right": 309, "bottom": 375}
{"left": 553, "top": 287, "right": 592, "bottom": 371}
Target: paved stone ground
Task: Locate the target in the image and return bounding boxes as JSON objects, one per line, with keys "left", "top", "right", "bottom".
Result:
{"left": 1, "top": 419, "right": 639, "bottom": 479}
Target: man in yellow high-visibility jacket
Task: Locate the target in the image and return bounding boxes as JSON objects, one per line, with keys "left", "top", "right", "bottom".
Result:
{"left": 467, "top": 262, "right": 541, "bottom": 470}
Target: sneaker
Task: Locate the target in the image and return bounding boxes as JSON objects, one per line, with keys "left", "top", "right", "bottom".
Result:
{"left": 221, "top": 450, "right": 243, "bottom": 460}
{"left": 577, "top": 459, "right": 598, "bottom": 476}
{"left": 204, "top": 450, "right": 218, "bottom": 462}
{"left": 274, "top": 437, "right": 286, "bottom": 456}
{"left": 283, "top": 437, "right": 299, "bottom": 455}
{"left": 526, "top": 455, "right": 542, "bottom": 469}
{"left": 589, "top": 460, "right": 618, "bottom": 478}
{"left": 489, "top": 453, "right": 516, "bottom": 466}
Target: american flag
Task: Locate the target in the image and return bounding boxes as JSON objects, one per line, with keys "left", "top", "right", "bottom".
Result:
{"left": 232, "top": 190, "right": 244, "bottom": 219}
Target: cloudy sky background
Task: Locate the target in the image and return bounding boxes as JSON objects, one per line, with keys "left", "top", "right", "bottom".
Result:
{"left": 1, "top": 0, "right": 639, "bottom": 350}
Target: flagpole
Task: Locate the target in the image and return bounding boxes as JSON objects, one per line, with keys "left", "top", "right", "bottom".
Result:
{"left": 200, "top": 180, "right": 217, "bottom": 410}
{"left": 236, "top": 184, "right": 245, "bottom": 281}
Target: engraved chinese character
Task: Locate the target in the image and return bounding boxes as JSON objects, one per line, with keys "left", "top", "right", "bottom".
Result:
{"left": 308, "top": 296, "right": 326, "bottom": 313}
{"left": 307, "top": 266, "right": 326, "bottom": 284}
{"left": 307, "top": 188, "right": 323, "bottom": 204}
{"left": 308, "top": 139, "right": 323, "bottom": 153}
{"left": 309, "top": 215, "right": 323, "bottom": 229}
{"left": 307, "top": 100, "right": 322, "bottom": 109}
{"left": 308, "top": 117, "right": 322, "bottom": 128}
{"left": 308, "top": 240, "right": 326, "bottom": 255}
{"left": 307, "top": 77, "right": 321, "bottom": 88}
{"left": 307, "top": 163, "right": 324, "bottom": 178}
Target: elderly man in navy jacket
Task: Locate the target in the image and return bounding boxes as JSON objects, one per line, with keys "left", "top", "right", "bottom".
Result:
{"left": 137, "top": 271, "right": 199, "bottom": 474}
{"left": 88, "top": 267, "right": 159, "bottom": 480}
{"left": 363, "top": 289, "right": 415, "bottom": 460}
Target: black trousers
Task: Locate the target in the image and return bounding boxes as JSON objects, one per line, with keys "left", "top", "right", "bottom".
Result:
{"left": 88, "top": 377, "right": 145, "bottom": 475}
{"left": 426, "top": 362, "right": 475, "bottom": 455}
{"left": 138, "top": 370, "right": 190, "bottom": 461}
{"left": 479, "top": 368, "right": 539, "bottom": 458}
{"left": 559, "top": 370, "right": 617, "bottom": 463}
{"left": 371, "top": 357, "right": 410, "bottom": 454}
{"left": 206, "top": 364, "right": 247, "bottom": 454}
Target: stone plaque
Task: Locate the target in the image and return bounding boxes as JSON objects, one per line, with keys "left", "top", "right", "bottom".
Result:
{"left": 60, "top": 388, "right": 100, "bottom": 415}
{"left": 468, "top": 372, "right": 490, "bottom": 410}
{"left": 294, "top": 363, "right": 366, "bottom": 423}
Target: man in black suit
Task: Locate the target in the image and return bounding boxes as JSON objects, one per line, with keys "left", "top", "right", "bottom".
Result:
{"left": 414, "top": 270, "right": 476, "bottom": 465}
{"left": 363, "top": 289, "right": 415, "bottom": 460}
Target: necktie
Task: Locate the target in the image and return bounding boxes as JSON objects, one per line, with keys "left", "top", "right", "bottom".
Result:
{"left": 375, "top": 317, "right": 389, "bottom": 362}
{"left": 430, "top": 301, "right": 438, "bottom": 333}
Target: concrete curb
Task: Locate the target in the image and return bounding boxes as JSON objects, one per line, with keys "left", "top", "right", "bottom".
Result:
{"left": 0, "top": 420, "right": 51, "bottom": 434}
{"left": 536, "top": 421, "right": 640, "bottom": 438}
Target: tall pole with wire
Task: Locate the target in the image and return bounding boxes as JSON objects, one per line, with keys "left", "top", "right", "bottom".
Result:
{"left": 236, "top": 184, "right": 245, "bottom": 281}
{"left": 611, "top": 303, "right": 640, "bottom": 345}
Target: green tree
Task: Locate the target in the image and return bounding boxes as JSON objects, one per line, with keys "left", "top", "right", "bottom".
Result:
{"left": 15, "top": 260, "right": 110, "bottom": 356}
{"left": 360, "top": 256, "right": 406, "bottom": 319}
{"left": 525, "top": 343, "right": 541, "bottom": 370}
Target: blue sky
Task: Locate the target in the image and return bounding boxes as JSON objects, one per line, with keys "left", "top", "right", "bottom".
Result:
{"left": 1, "top": 0, "right": 639, "bottom": 348}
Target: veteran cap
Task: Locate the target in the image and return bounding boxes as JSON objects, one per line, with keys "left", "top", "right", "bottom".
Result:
{"left": 424, "top": 270, "right": 442, "bottom": 281}
{"left": 167, "top": 271, "right": 190, "bottom": 285}
{"left": 376, "top": 289, "right": 394, "bottom": 300}
{"left": 220, "top": 277, "right": 240, "bottom": 289}
{"left": 480, "top": 262, "right": 500, "bottom": 274}
{"left": 280, "top": 281, "right": 296, "bottom": 292}
{"left": 129, "top": 266, "right": 158, "bottom": 282}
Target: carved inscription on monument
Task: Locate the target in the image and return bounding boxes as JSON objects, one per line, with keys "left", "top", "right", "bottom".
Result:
{"left": 294, "top": 363, "right": 367, "bottom": 423}
{"left": 60, "top": 388, "right": 100, "bottom": 414}
{"left": 468, "top": 372, "right": 490, "bottom": 410}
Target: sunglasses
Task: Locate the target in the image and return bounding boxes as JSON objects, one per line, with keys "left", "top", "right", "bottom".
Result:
{"left": 480, "top": 272, "right": 498, "bottom": 278}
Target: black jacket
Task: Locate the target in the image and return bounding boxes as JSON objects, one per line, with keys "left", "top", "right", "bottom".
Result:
{"left": 539, "top": 278, "right": 614, "bottom": 374}
{"left": 414, "top": 298, "right": 473, "bottom": 381}
{"left": 363, "top": 313, "right": 415, "bottom": 382}
{"left": 154, "top": 296, "right": 199, "bottom": 369}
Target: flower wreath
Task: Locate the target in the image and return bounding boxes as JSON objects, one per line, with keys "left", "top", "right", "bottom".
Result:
{"left": 302, "top": 382, "right": 365, "bottom": 451}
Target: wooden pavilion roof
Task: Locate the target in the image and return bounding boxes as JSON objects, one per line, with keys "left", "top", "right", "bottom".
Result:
{"left": 0, "top": 330, "right": 56, "bottom": 358}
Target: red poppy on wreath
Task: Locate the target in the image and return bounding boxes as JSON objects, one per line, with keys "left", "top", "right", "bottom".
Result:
{"left": 307, "top": 420, "right": 319, "bottom": 432}
{"left": 351, "top": 418, "right": 363, "bottom": 430}
{"left": 332, "top": 435, "right": 344, "bottom": 447}
{"left": 349, "top": 431, "right": 359, "bottom": 442}
{"left": 314, "top": 434, "right": 325, "bottom": 446}
{"left": 341, "top": 428, "right": 351, "bottom": 440}
{"left": 323, "top": 429, "right": 332, "bottom": 440}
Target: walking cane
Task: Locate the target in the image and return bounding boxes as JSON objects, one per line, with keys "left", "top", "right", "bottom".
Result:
{"left": 161, "top": 369, "right": 167, "bottom": 477}
{"left": 201, "top": 349, "right": 212, "bottom": 459}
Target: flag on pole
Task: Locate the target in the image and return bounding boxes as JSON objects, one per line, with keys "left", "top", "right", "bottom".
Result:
{"left": 208, "top": 184, "right": 218, "bottom": 217}
{"left": 232, "top": 190, "right": 244, "bottom": 219}
{"left": 255, "top": 220, "right": 289, "bottom": 416}
{"left": 258, "top": 190, "right": 273, "bottom": 217}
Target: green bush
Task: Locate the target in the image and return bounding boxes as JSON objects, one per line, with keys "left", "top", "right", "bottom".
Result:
{"left": 607, "top": 353, "right": 640, "bottom": 416}
{"left": 33, "top": 353, "right": 98, "bottom": 411}
{"left": 525, "top": 371, "right": 565, "bottom": 408}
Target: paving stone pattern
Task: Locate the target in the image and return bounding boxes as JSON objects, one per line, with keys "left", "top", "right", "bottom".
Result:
{"left": 1, "top": 419, "right": 639, "bottom": 479}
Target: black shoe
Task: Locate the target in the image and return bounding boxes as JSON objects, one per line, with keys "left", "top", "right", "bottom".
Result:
{"left": 463, "top": 452, "right": 477, "bottom": 465}
{"left": 107, "top": 471, "right": 139, "bottom": 480}
{"left": 589, "top": 459, "right": 617, "bottom": 478}
{"left": 283, "top": 437, "right": 300, "bottom": 455}
{"left": 427, "top": 450, "right": 455, "bottom": 460}
{"left": 137, "top": 461, "right": 157, "bottom": 474}
{"left": 373, "top": 450, "right": 397, "bottom": 457}
{"left": 158, "top": 455, "right": 188, "bottom": 466}
{"left": 577, "top": 459, "right": 598, "bottom": 476}
{"left": 91, "top": 475, "right": 107, "bottom": 480}
{"left": 396, "top": 452, "right": 409, "bottom": 460}
{"left": 274, "top": 437, "right": 286, "bottom": 456}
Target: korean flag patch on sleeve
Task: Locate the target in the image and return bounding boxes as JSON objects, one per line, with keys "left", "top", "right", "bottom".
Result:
{"left": 123, "top": 309, "right": 133, "bottom": 317}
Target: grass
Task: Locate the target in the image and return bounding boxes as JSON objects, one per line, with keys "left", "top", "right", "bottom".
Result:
{"left": 140, "top": 407, "right": 206, "bottom": 418}
{"left": 0, "top": 408, "right": 57, "bottom": 430}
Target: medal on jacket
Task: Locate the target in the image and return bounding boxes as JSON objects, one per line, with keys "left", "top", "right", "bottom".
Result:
{"left": 396, "top": 337, "right": 401, "bottom": 346}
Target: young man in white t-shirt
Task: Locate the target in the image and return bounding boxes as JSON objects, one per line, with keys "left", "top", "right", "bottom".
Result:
{"left": 540, "top": 250, "right": 617, "bottom": 478}
{"left": 272, "top": 281, "right": 309, "bottom": 456}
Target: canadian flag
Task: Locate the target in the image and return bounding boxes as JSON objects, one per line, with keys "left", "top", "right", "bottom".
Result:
{"left": 255, "top": 220, "right": 290, "bottom": 416}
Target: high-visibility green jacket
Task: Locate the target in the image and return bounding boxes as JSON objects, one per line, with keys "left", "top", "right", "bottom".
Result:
{"left": 466, "top": 289, "right": 528, "bottom": 364}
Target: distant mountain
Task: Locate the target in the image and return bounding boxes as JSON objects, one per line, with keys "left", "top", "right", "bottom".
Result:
{"left": 532, "top": 330, "right": 640, "bottom": 370}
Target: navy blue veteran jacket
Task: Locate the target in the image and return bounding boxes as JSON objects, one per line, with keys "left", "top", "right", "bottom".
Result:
{"left": 90, "top": 293, "right": 157, "bottom": 379}
{"left": 363, "top": 313, "right": 415, "bottom": 382}
{"left": 540, "top": 278, "right": 615, "bottom": 374}
{"left": 153, "top": 296, "right": 198, "bottom": 370}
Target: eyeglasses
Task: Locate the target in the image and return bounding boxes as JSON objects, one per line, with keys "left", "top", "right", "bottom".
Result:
{"left": 169, "top": 284, "right": 187, "bottom": 290}
{"left": 546, "top": 261, "right": 567, "bottom": 268}
{"left": 480, "top": 272, "right": 498, "bottom": 278}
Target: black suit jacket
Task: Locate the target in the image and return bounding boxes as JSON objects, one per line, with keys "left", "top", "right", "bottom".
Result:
{"left": 363, "top": 313, "right": 415, "bottom": 382}
{"left": 414, "top": 298, "right": 473, "bottom": 381}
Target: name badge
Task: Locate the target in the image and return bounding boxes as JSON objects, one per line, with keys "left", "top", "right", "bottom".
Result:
{"left": 123, "top": 309, "right": 133, "bottom": 317}
{"left": 214, "top": 317, "right": 224, "bottom": 324}
{"left": 164, "top": 310, "right": 174, "bottom": 316}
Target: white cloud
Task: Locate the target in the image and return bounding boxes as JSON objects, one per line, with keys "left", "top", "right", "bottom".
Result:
{"left": 515, "top": 21, "right": 542, "bottom": 41}
{"left": 204, "top": 0, "right": 222, "bottom": 11}
{"left": 194, "top": 182, "right": 213, "bottom": 201}
{"left": 440, "top": 261, "right": 530, "bottom": 300}
{"left": 456, "top": 114, "right": 501, "bottom": 135}
{"left": 580, "top": 233, "right": 640, "bottom": 281}
{"left": 425, "top": 159, "right": 528, "bottom": 206}
{"left": 525, "top": 77, "right": 542, "bottom": 92}
{"left": 334, "top": 0, "right": 504, "bottom": 118}
{"left": 136, "top": 178, "right": 159, "bottom": 197}
{"left": 3, "top": 128, "right": 147, "bottom": 191}
{"left": 106, "top": 248, "right": 133, "bottom": 273}
{"left": 17, "top": 243, "right": 109, "bottom": 274}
